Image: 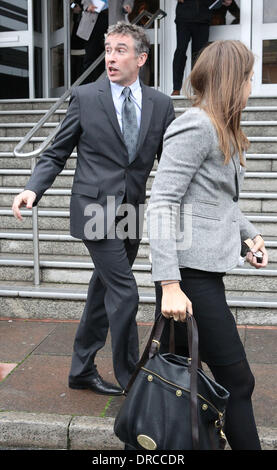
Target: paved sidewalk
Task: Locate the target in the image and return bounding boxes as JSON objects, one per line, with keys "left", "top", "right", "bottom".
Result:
{"left": 0, "top": 317, "right": 276, "bottom": 450}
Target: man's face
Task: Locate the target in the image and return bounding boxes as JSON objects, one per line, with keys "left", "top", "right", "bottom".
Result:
{"left": 105, "top": 34, "right": 147, "bottom": 86}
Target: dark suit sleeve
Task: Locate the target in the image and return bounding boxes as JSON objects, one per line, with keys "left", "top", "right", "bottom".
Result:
{"left": 25, "top": 89, "right": 81, "bottom": 206}
{"left": 156, "top": 98, "right": 175, "bottom": 162}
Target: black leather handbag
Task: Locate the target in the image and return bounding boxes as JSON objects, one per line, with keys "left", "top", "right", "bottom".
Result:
{"left": 114, "top": 314, "right": 230, "bottom": 450}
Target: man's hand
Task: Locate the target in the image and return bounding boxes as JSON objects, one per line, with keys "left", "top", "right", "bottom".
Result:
{"left": 123, "top": 4, "right": 133, "bottom": 14}
{"left": 87, "top": 3, "right": 96, "bottom": 13}
{"left": 223, "top": 0, "right": 232, "bottom": 6}
{"left": 12, "top": 190, "right": 37, "bottom": 221}
{"left": 246, "top": 235, "right": 268, "bottom": 269}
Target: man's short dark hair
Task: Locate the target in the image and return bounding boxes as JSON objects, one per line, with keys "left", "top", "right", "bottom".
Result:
{"left": 105, "top": 21, "right": 150, "bottom": 56}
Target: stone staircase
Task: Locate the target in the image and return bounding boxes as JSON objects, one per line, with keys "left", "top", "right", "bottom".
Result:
{"left": 0, "top": 96, "right": 276, "bottom": 325}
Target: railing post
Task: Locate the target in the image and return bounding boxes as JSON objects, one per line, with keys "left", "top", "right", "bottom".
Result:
{"left": 31, "top": 156, "right": 41, "bottom": 286}
{"left": 154, "top": 17, "right": 159, "bottom": 90}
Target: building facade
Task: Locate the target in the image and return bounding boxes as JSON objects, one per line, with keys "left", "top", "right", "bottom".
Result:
{"left": 0, "top": 0, "right": 277, "bottom": 99}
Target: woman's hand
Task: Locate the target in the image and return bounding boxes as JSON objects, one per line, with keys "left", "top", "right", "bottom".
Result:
{"left": 246, "top": 235, "right": 268, "bottom": 269}
{"left": 161, "top": 282, "right": 193, "bottom": 322}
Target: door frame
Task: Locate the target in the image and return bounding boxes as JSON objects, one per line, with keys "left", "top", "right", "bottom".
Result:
{"left": 41, "top": 0, "right": 71, "bottom": 98}
{"left": 251, "top": 0, "right": 277, "bottom": 96}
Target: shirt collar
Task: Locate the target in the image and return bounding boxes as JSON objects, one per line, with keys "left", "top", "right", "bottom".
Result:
{"left": 110, "top": 76, "right": 141, "bottom": 100}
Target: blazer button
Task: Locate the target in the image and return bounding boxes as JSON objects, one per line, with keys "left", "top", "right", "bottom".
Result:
{"left": 233, "top": 196, "right": 238, "bottom": 202}
{"left": 118, "top": 190, "right": 124, "bottom": 196}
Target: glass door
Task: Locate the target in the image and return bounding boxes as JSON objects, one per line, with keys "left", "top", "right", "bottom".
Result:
{"left": 0, "top": 0, "right": 32, "bottom": 99}
{"left": 252, "top": 0, "right": 277, "bottom": 96}
{"left": 47, "top": 0, "right": 70, "bottom": 97}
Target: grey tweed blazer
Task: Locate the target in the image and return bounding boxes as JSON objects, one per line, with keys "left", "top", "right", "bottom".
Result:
{"left": 147, "top": 107, "right": 260, "bottom": 281}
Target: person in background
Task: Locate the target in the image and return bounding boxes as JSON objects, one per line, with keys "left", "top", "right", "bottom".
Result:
{"left": 77, "top": 1, "right": 134, "bottom": 83}
{"left": 148, "top": 40, "right": 267, "bottom": 450}
{"left": 172, "top": 0, "right": 233, "bottom": 96}
{"left": 211, "top": 0, "right": 240, "bottom": 25}
{"left": 128, "top": 1, "right": 159, "bottom": 86}
{"left": 70, "top": 1, "right": 87, "bottom": 83}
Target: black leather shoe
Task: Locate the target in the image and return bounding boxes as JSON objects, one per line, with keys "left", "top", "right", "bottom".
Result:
{"left": 69, "top": 375, "right": 123, "bottom": 396}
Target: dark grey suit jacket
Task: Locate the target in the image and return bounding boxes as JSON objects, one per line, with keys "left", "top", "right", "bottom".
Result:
{"left": 25, "top": 78, "right": 175, "bottom": 240}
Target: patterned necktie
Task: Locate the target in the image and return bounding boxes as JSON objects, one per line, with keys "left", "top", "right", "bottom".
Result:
{"left": 121, "top": 87, "right": 139, "bottom": 164}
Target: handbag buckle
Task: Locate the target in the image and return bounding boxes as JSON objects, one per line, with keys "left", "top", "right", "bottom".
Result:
{"left": 152, "top": 339, "right": 160, "bottom": 350}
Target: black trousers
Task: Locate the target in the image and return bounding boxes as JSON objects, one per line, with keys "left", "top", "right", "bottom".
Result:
{"left": 82, "top": 10, "right": 108, "bottom": 84}
{"left": 155, "top": 268, "right": 246, "bottom": 365}
{"left": 172, "top": 21, "right": 209, "bottom": 91}
{"left": 69, "top": 234, "right": 141, "bottom": 390}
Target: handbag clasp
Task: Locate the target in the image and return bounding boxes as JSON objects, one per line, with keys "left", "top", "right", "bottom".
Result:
{"left": 152, "top": 339, "right": 160, "bottom": 350}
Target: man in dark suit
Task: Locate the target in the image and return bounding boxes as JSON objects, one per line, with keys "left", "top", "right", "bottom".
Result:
{"left": 172, "top": 0, "right": 233, "bottom": 95}
{"left": 12, "top": 22, "right": 175, "bottom": 395}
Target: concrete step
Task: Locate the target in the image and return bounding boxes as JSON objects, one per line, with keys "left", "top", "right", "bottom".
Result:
{"left": 0, "top": 230, "right": 276, "bottom": 260}
{"left": 1, "top": 96, "right": 277, "bottom": 113}
{"left": 147, "top": 170, "right": 277, "bottom": 192}
{"left": 1, "top": 168, "right": 277, "bottom": 191}
{"left": 0, "top": 279, "right": 276, "bottom": 325}
{"left": 2, "top": 186, "right": 277, "bottom": 212}
{"left": 175, "top": 106, "right": 277, "bottom": 121}
{"left": 0, "top": 123, "right": 57, "bottom": 138}
{"left": 0, "top": 152, "right": 81, "bottom": 170}
{"left": 0, "top": 230, "right": 150, "bottom": 258}
{"left": 1, "top": 152, "right": 277, "bottom": 172}
{"left": 0, "top": 98, "right": 69, "bottom": 111}
{"left": 0, "top": 96, "right": 276, "bottom": 111}
{"left": 7, "top": 187, "right": 277, "bottom": 213}
{"left": 0, "top": 252, "right": 276, "bottom": 293}
{"left": 2, "top": 120, "right": 277, "bottom": 137}
{"left": 2, "top": 135, "right": 277, "bottom": 153}
{"left": 171, "top": 95, "right": 277, "bottom": 107}
{"left": 241, "top": 121, "right": 277, "bottom": 137}
{"left": 0, "top": 106, "right": 277, "bottom": 132}
{"left": 0, "top": 110, "right": 66, "bottom": 123}
{"left": 0, "top": 207, "right": 276, "bottom": 236}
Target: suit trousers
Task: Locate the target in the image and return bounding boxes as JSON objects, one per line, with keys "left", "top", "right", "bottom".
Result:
{"left": 173, "top": 21, "right": 209, "bottom": 91}
{"left": 69, "top": 231, "right": 141, "bottom": 390}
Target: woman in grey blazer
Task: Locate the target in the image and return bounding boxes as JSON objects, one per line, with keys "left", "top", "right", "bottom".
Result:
{"left": 147, "top": 40, "right": 268, "bottom": 450}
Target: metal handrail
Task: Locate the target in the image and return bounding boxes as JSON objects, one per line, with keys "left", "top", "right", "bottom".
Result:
{"left": 12, "top": 8, "right": 167, "bottom": 286}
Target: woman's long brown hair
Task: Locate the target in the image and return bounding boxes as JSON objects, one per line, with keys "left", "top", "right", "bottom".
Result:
{"left": 185, "top": 40, "right": 254, "bottom": 166}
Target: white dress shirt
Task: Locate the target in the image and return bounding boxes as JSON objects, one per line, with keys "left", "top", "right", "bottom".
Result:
{"left": 110, "top": 77, "right": 142, "bottom": 131}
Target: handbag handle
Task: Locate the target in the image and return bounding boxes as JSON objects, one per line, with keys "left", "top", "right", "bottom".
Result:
{"left": 124, "top": 313, "right": 200, "bottom": 450}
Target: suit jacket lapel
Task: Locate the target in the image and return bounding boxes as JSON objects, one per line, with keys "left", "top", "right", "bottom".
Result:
{"left": 136, "top": 82, "right": 154, "bottom": 157}
{"left": 97, "top": 78, "right": 126, "bottom": 147}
